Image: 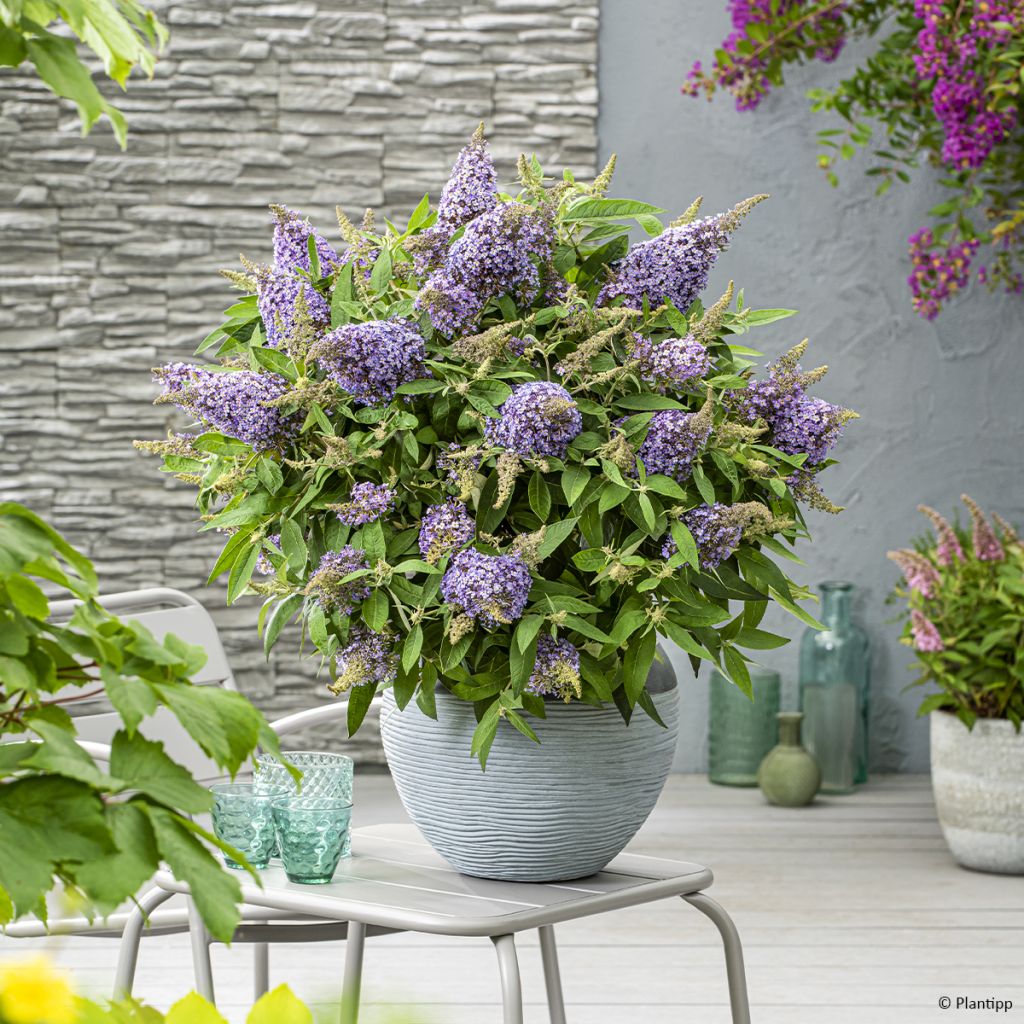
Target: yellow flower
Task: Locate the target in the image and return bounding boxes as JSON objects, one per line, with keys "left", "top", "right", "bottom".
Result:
{"left": 0, "top": 958, "right": 77, "bottom": 1024}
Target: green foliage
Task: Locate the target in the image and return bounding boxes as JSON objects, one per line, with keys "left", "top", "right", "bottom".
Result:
{"left": 140, "top": 148, "right": 850, "bottom": 768}
{"left": 0, "top": 0, "right": 167, "bottom": 147}
{"left": 891, "top": 501, "right": 1024, "bottom": 730}
{"left": 0, "top": 502, "right": 284, "bottom": 942}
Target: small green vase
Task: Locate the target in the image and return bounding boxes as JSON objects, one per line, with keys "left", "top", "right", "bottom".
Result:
{"left": 757, "top": 712, "right": 820, "bottom": 807}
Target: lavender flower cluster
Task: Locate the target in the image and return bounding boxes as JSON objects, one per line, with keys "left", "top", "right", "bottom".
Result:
{"left": 313, "top": 319, "right": 428, "bottom": 406}
{"left": 440, "top": 549, "right": 532, "bottom": 627}
{"left": 308, "top": 547, "right": 371, "bottom": 615}
{"left": 332, "top": 627, "right": 397, "bottom": 692}
{"left": 418, "top": 499, "right": 476, "bottom": 564}
{"left": 256, "top": 270, "right": 331, "bottom": 350}
{"left": 416, "top": 202, "right": 553, "bottom": 337}
{"left": 335, "top": 482, "right": 395, "bottom": 526}
{"left": 525, "top": 635, "right": 582, "bottom": 701}
{"left": 662, "top": 503, "right": 744, "bottom": 570}
{"left": 631, "top": 332, "right": 711, "bottom": 392}
{"left": 638, "top": 409, "right": 712, "bottom": 482}
{"left": 486, "top": 382, "right": 583, "bottom": 459}
{"left": 272, "top": 206, "right": 340, "bottom": 276}
{"left": 436, "top": 130, "right": 498, "bottom": 235}
{"left": 156, "top": 363, "right": 295, "bottom": 452}
{"left": 737, "top": 360, "right": 847, "bottom": 467}
{"left": 597, "top": 212, "right": 733, "bottom": 314}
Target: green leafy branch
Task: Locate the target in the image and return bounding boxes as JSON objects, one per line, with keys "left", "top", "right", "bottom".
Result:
{"left": 0, "top": 502, "right": 287, "bottom": 941}
{"left": 0, "top": 0, "right": 167, "bottom": 147}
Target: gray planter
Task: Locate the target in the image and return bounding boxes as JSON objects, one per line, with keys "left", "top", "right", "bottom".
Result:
{"left": 931, "top": 711, "right": 1024, "bottom": 875}
{"left": 380, "top": 656, "right": 679, "bottom": 882}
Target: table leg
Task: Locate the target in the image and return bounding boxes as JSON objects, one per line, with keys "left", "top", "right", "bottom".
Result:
{"left": 340, "top": 920, "right": 366, "bottom": 1024}
{"left": 490, "top": 933, "right": 524, "bottom": 1024}
{"left": 683, "top": 893, "right": 751, "bottom": 1024}
{"left": 187, "top": 897, "right": 216, "bottom": 1004}
{"left": 538, "top": 925, "right": 567, "bottom": 1024}
{"left": 112, "top": 886, "right": 177, "bottom": 998}
{"left": 253, "top": 943, "right": 270, "bottom": 1001}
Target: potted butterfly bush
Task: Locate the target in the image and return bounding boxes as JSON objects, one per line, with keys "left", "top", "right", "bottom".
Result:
{"left": 139, "top": 128, "right": 854, "bottom": 881}
{"left": 889, "top": 498, "right": 1024, "bottom": 875}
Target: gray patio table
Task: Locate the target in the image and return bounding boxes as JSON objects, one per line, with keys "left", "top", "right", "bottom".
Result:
{"left": 144, "top": 823, "right": 751, "bottom": 1024}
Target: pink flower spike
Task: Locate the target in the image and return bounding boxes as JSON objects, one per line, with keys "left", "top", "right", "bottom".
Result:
{"left": 911, "top": 610, "right": 945, "bottom": 653}
{"left": 887, "top": 549, "right": 940, "bottom": 599}
{"left": 917, "top": 504, "right": 963, "bottom": 566}
{"left": 961, "top": 494, "right": 1004, "bottom": 562}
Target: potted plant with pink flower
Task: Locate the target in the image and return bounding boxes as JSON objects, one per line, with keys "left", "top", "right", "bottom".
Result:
{"left": 889, "top": 496, "right": 1024, "bottom": 874}
{"left": 139, "top": 127, "right": 854, "bottom": 881}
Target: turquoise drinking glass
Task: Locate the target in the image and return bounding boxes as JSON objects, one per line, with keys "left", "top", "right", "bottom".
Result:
{"left": 210, "top": 782, "right": 283, "bottom": 870}
{"left": 272, "top": 796, "right": 352, "bottom": 885}
{"left": 255, "top": 752, "right": 354, "bottom": 858}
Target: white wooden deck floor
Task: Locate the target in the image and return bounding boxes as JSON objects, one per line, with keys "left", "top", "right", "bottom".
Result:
{"left": 6, "top": 774, "right": 1023, "bottom": 1023}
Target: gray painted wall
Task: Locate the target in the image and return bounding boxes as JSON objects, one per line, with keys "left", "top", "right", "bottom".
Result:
{"left": 0, "top": 0, "right": 597, "bottom": 763}
{"left": 600, "top": 0, "right": 1023, "bottom": 773}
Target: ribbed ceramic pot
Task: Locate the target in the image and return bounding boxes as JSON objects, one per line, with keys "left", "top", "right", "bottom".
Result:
{"left": 931, "top": 711, "right": 1024, "bottom": 875}
{"left": 380, "top": 656, "right": 679, "bottom": 882}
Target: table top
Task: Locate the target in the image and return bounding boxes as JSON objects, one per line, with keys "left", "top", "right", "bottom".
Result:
{"left": 158, "top": 824, "right": 712, "bottom": 937}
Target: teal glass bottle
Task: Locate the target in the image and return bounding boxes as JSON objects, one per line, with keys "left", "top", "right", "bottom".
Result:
{"left": 708, "top": 666, "right": 781, "bottom": 786}
{"left": 798, "top": 581, "right": 871, "bottom": 793}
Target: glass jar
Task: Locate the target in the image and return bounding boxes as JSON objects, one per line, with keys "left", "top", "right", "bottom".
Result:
{"left": 708, "top": 666, "right": 781, "bottom": 786}
{"left": 798, "top": 581, "right": 871, "bottom": 793}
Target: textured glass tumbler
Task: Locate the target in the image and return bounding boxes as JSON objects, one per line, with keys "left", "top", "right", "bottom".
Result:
{"left": 708, "top": 666, "right": 781, "bottom": 786}
{"left": 210, "top": 783, "right": 282, "bottom": 870}
{"left": 255, "top": 751, "right": 354, "bottom": 858}
{"left": 272, "top": 797, "right": 352, "bottom": 884}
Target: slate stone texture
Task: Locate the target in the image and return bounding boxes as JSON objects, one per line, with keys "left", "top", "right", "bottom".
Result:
{"left": 0, "top": 0, "right": 598, "bottom": 763}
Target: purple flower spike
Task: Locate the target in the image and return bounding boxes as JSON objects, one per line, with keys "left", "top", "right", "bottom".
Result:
{"left": 633, "top": 332, "right": 711, "bottom": 392}
{"left": 485, "top": 381, "right": 582, "bottom": 459}
{"left": 525, "top": 635, "right": 582, "bottom": 701}
{"left": 418, "top": 499, "right": 476, "bottom": 564}
{"left": 256, "top": 268, "right": 331, "bottom": 349}
{"left": 335, "top": 482, "right": 395, "bottom": 527}
{"left": 333, "top": 627, "right": 397, "bottom": 692}
{"left": 271, "top": 206, "right": 340, "bottom": 276}
{"left": 436, "top": 128, "right": 498, "bottom": 234}
{"left": 416, "top": 202, "right": 553, "bottom": 337}
{"left": 307, "top": 547, "right": 371, "bottom": 615}
{"left": 155, "top": 364, "right": 296, "bottom": 452}
{"left": 681, "top": 503, "right": 744, "bottom": 570}
{"left": 637, "top": 409, "right": 711, "bottom": 483}
{"left": 597, "top": 213, "right": 732, "bottom": 313}
{"left": 313, "top": 319, "right": 428, "bottom": 407}
{"left": 440, "top": 549, "right": 532, "bottom": 627}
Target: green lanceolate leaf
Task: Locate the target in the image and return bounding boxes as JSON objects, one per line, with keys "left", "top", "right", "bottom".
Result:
{"left": 145, "top": 806, "right": 242, "bottom": 944}
{"left": 347, "top": 681, "right": 377, "bottom": 736}
{"left": 623, "top": 627, "right": 657, "bottom": 707}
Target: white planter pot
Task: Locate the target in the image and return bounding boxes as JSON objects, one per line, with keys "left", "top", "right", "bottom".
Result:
{"left": 930, "top": 711, "right": 1024, "bottom": 875}
{"left": 380, "top": 673, "right": 679, "bottom": 882}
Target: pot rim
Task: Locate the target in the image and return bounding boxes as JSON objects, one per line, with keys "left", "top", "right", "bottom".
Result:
{"left": 931, "top": 708, "right": 1024, "bottom": 734}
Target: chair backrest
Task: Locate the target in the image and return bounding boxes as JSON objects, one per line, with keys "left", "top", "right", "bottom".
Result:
{"left": 47, "top": 587, "right": 238, "bottom": 783}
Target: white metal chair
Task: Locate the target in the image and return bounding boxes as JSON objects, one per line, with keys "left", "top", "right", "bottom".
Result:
{"left": 3, "top": 587, "right": 371, "bottom": 1005}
